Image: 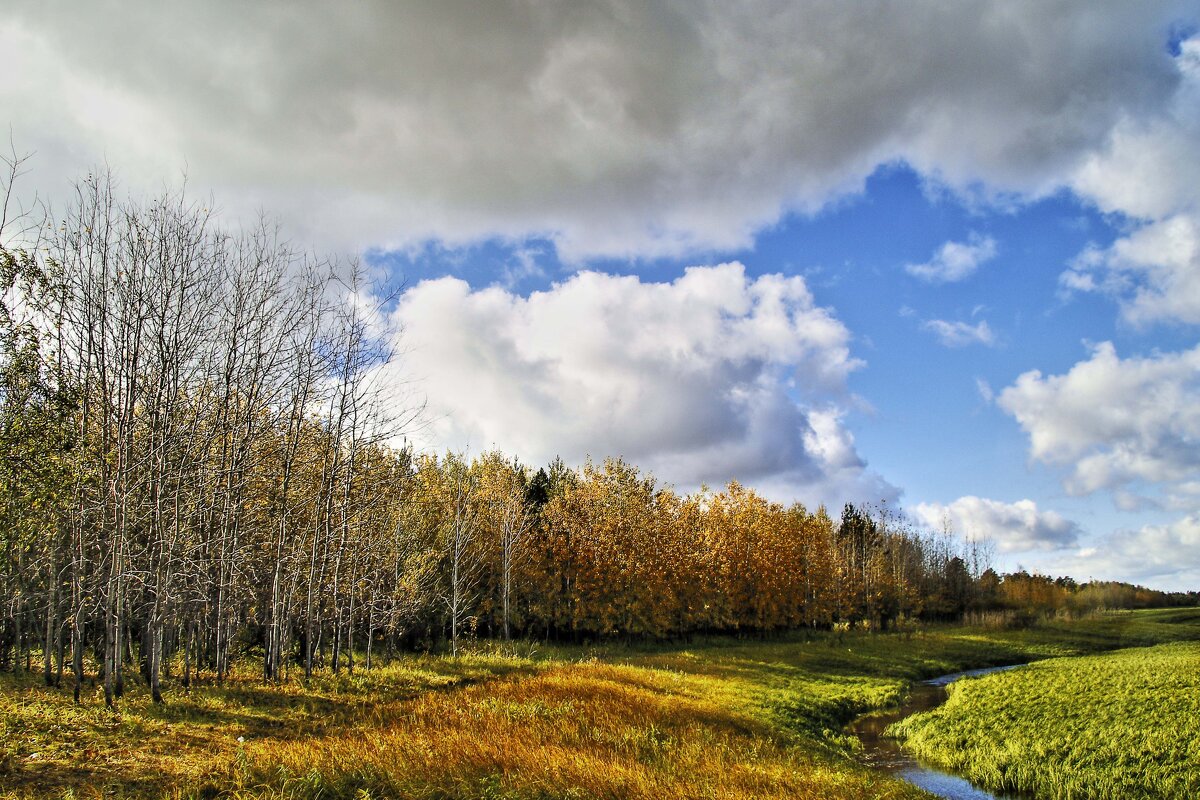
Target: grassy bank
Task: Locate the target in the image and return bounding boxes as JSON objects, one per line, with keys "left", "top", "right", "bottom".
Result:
{"left": 3, "top": 609, "right": 1199, "bottom": 799}
{"left": 891, "top": 616, "right": 1200, "bottom": 799}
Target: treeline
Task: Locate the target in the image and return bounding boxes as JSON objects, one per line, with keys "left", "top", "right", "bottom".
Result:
{"left": 980, "top": 571, "right": 1199, "bottom": 618}
{"left": 1, "top": 169, "right": 1193, "bottom": 707}
{"left": 1, "top": 168, "right": 423, "bottom": 703}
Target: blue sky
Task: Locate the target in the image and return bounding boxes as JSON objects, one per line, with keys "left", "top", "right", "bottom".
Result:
{"left": 4, "top": 2, "right": 1200, "bottom": 588}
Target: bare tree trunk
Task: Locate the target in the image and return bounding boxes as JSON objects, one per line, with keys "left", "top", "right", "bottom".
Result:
{"left": 442, "top": 456, "right": 481, "bottom": 659}
{"left": 365, "top": 592, "right": 375, "bottom": 670}
{"left": 71, "top": 570, "right": 84, "bottom": 703}
{"left": 54, "top": 616, "right": 65, "bottom": 687}
{"left": 43, "top": 545, "right": 57, "bottom": 686}
{"left": 345, "top": 572, "right": 356, "bottom": 674}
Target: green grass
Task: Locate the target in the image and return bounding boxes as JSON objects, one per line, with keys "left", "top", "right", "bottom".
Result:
{"left": 890, "top": 620, "right": 1200, "bottom": 799}
{"left": 2, "top": 609, "right": 1199, "bottom": 799}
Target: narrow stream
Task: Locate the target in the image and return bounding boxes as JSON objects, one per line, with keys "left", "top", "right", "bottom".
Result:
{"left": 848, "top": 665, "right": 1029, "bottom": 800}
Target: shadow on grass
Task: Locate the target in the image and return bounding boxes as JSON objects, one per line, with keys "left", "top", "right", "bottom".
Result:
{"left": 0, "top": 656, "right": 543, "bottom": 800}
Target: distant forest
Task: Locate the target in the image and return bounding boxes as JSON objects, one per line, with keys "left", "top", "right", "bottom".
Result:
{"left": 3, "top": 167, "right": 1196, "bottom": 706}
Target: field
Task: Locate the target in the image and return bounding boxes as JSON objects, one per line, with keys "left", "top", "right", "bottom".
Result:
{"left": 891, "top": 610, "right": 1200, "bottom": 799}
{"left": 2, "top": 609, "right": 1199, "bottom": 800}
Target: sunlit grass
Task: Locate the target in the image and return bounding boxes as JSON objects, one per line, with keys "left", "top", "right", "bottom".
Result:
{"left": 229, "top": 661, "right": 924, "bottom": 800}
{"left": 890, "top": 636, "right": 1200, "bottom": 799}
{"left": 0, "top": 654, "right": 537, "bottom": 799}
{"left": 2, "top": 609, "right": 1198, "bottom": 799}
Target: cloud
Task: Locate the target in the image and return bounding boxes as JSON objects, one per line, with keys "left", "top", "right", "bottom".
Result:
{"left": 1047, "top": 514, "right": 1200, "bottom": 591}
{"left": 1062, "top": 214, "right": 1200, "bottom": 326}
{"left": 998, "top": 341, "right": 1200, "bottom": 497}
{"left": 975, "top": 377, "right": 995, "bottom": 404}
{"left": 906, "top": 234, "right": 998, "bottom": 283}
{"left": 921, "top": 318, "right": 995, "bottom": 347}
{"left": 1070, "top": 37, "right": 1200, "bottom": 222}
{"left": 3, "top": 2, "right": 1195, "bottom": 261}
{"left": 911, "top": 496, "right": 1080, "bottom": 553}
{"left": 499, "top": 244, "right": 548, "bottom": 290}
{"left": 381, "top": 262, "right": 893, "bottom": 507}
{"left": 1063, "top": 37, "right": 1200, "bottom": 325}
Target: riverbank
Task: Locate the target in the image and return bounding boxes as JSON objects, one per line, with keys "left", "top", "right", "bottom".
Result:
{"left": 2, "top": 608, "right": 1198, "bottom": 799}
{"left": 890, "top": 632, "right": 1200, "bottom": 799}
{"left": 849, "top": 665, "right": 1029, "bottom": 800}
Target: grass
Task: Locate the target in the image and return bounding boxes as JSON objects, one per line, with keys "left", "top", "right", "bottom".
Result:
{"left": 890, "top": 620, "right": 1200, "bottom": 799}
{"left": 0, "top": 654, "right": 537, "bottom": 799}
{"left": 2, "top": 609, "right": 1199, "bottom": 799}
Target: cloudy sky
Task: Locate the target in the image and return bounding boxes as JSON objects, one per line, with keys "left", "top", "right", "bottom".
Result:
{"left": 5, "top": 1, "right": 1200, "bottom": 589}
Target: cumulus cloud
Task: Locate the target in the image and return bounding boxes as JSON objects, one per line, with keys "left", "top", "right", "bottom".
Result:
{"left": 921, "top": 318, "right": 995, "bottom": 348}
{"left": 381, "top": 262, "right": 892, "bottom": 507}
{"left": 998, "top": 341, "right": 1200, "bottom": 497}
{"left": 1047, "top": 514, "right": 1200, "bottom": 591}
{"left": 911, "top": 496, "right": 1080, "bottom": 553}
{"left": 1070, "top": 36, "right": 1200, "bottom": 222}
{"left": 905, "top": 234, "right": 997, "bottom": 283}
{"left": 1064, "top": 37, "right": 1200, "bottom": 325}
{"left": 2, "top": 2, "right": 1194, "bottom": 260}
{"left": 1062, "top": 214, "right": 1200, "bottom": 326}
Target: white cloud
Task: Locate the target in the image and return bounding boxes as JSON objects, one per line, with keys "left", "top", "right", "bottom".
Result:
{"left": 1046, "top": 514, "right": 1200, "bottom": 591}
{"left": 1064, "top": 37, "right": 1200, "bottom": 325}
{"left": 911, "top": 496, "right": 1080, "bottom": 553}
{"left": 1062, "top": 214, "right": 1200, "bottom": 326}
{"left": 906, "top": 234, "right": 998, "bottom": 283}
{"left": 975, "top": 377, "right": 995, "bottom": 404}
{"left": 921, "top": 318, "right": 995, "bottom": 348}
{"left": 1070, "top": 37, "right": 1200, "bottom": 222}
{"left": 998, "top": 342, "right": 1200, "bottom": 497}
{"left": 499, "top": 244, "right": 548, "bottom": 290}
{"left": 381, "top": 262, "right": 893, "bottom": 508}
{"left": 2, "top": 3, "right": 1195, "bottom": 261}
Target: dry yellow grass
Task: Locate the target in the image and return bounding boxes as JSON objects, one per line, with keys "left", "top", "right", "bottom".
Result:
{"left": 232, "top": 661, "right": 916, "bottom": 800}
{"left": 0, "top": 654, "right": 536, "bottom": 800}
{"left": 7, "top": 610, "right": 1199, "bottom": 800}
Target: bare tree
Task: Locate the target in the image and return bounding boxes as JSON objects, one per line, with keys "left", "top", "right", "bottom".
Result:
{"left": 439, "top": 453, "right": 484, "bottom": 657}
{"left": 477, "top": 452, "right": 530, "bottom": 641}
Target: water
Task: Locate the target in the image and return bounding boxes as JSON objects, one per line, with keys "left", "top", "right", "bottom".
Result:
{"left": 848, "top": 665, "right": 1028, "bottom": 800}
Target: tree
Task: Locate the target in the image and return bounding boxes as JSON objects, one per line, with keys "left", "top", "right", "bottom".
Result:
{"left": 475, "top": 452, "right": 530, "bottom": 640}
{"left": 438, "top": 453, "right": 484, "bottom": 656}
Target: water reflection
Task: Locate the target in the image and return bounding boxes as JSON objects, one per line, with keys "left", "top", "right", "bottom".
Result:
{"left": 848, "top": 666, "right": 1027, "bottom": 800}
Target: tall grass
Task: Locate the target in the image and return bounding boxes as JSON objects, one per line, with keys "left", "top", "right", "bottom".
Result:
{"left": 227, "top": 661, "right": 919, "bottom": 800}
{"left": 890, "top": 639, "right": 1200, "bottom": 799}
{"left": 0, "top": 654, "right": 537, "bottom": 800}
{"left": 3, "top": 609, "right": 1198, "bottom": 799}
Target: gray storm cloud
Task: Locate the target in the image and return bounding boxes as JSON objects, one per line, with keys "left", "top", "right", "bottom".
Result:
{"left": 3, "top": 0, "right": 1194, "bottom": 259}
{"left": 7, "top": 0, "right": 1200, "bottom": 564}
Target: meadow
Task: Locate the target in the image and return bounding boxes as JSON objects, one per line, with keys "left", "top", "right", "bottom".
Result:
{"left": 891, "top": 610, "right": 1200, "bottom": 799}
{"left": 2, "top": 609, "right": 1199, "bottom": 800}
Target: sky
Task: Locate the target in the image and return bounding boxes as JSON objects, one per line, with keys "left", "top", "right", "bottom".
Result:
{"left": 3, "top": 1, "right": 1200, "bottom": 590}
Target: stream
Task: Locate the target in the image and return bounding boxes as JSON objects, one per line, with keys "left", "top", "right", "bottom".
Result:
{"left": 847, "top": 665, "right": 1029, "bottom": 800}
